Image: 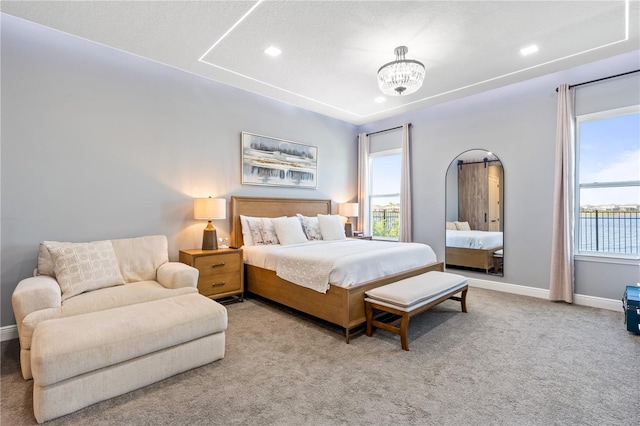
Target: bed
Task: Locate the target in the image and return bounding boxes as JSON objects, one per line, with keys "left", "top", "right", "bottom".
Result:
{"left": 230, "top": 196, "right": 444, "bottom": 342}
{"left": 445, "top": 229, "right": 503, "bottom": 273}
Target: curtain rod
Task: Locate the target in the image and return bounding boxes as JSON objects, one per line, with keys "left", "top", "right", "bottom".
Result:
{"left": 555, "top": 69, "right": 640, "bottom": 92}
{"left": 366, "top": 123, "right": 412, "bottom": 137}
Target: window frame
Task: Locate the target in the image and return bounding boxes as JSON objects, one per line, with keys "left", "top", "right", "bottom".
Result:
{"left": 368, "top": 148, "right": 401, "bottom": 240}
{"left": 574, "top": 104, "right": 640, "bottom": 261}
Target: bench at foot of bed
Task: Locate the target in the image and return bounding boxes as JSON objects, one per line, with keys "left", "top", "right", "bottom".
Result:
{"left": 364, "top": 271, "right": 468, "bottom": 350}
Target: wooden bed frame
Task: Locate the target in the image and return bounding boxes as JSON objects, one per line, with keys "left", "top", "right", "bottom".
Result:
{"left": 230, "top": 196, "right": 444, "bottom": 342}
{"left": 445, "top": 246, "right": 503, "bottom": 274}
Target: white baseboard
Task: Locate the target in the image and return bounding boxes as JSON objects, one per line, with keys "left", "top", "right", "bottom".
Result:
{"left": 573, "top": 293, "right": 623, "bottom": 312}
{"left": 468, "top": 278, "right": 622, "bottom": 312}
{"left": 1, "top": 325, "right": 18, "bottom": 342}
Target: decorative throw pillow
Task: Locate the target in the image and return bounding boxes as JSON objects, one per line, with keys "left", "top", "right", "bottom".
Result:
{"left": 297, "top": 214, "right": 323, "bottom": 240}
{"left": 240, "top": 215, "right": 255, "bottom": 246}
{"left": 272, "top": 216, "right": 309, "bottom": 245}
{"left": 244, "top": 216, "right": 282, "bottom": 245}
{"left": 46, "top": 240, "right": 125, "bottom": 301}
{"left": 445, "top": 221, "right": 457, "bottom": 230}
{"left": 454, "top": 221, "right": 471, "bottom": 231}
{"left": 317, "top": 214, "right": 346, "bottom": 240}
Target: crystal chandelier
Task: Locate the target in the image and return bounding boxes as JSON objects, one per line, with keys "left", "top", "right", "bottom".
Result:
{"left": 377, "top": 46, "right": 426, "bottom": 96}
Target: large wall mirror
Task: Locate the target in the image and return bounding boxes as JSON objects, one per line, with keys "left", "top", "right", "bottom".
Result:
{"left": 445, "top": 149, "right": 504, "bottom": 276}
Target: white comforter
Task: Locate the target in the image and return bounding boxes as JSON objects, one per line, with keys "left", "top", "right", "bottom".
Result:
{"left": 446, "top": 230, "right": 503, "bottom": 249}
{"left": 243, "top": 239, "right": 437, "bottom": 293}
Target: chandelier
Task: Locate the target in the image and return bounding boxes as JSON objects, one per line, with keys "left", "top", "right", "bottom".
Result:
{"left": 377, "top": 46, "right": 426, "bottom": 96}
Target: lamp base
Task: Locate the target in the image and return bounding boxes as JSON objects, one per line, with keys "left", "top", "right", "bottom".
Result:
{"left": 202, "top": 228, "right": 218, "bottom": 250}
{"left": 344, "top": 222, "right": 353, "bottom": 238}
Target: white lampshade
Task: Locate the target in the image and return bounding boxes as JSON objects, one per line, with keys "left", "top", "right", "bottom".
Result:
{"left": 194, "top": 197, "right": 226, "bottom": 220}
{"left": 338, "top": 202, "right": 359, "bottom": 218}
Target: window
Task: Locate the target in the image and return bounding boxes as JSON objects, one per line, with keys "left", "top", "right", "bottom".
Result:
{"left": 369, "top": 149, "right": 401, "bottom": 240}
{"left": 576, "top": 105, "right": 640, "bottom": 257}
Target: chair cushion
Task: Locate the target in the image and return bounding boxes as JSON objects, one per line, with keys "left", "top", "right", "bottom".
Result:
{"left": 31, "top": 293, "right": 227, "bottom": 387}
{"left": 37, "top": 242, "right": 57, "bottom": 277}
{"left": 19, "top": 281, "right": 197, "bottom": 350}
{"left": 110, "top": 235, "right": 169, "bottom": 282}
{"left": 365, "top": 271, "right": 467, "bottom": 308}
{"left": 38, "top": 235, "right": 170, "bottom": 283}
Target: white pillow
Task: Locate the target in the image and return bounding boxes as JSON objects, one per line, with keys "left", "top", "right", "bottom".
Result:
{"left": 317, "top": 214, "right": 346, "bottom": 240}
{"left": 272, "top": 216, "right": 308, "bottom": 245}
{"left": 454, "top": 221, "right": 471, "bottom": 231}
{"left": 445, "top": 221, "right": 457, "bottom": 230}
{"left": 46, "top": 240, "right": 125, "bottom": 302}
{"left": 296, "top": 214, "right": 323, "bottom": 240}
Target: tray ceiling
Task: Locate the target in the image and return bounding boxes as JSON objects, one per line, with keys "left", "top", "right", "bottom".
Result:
{"left": 2, "top": 1, "right": 639, "bottom": 125}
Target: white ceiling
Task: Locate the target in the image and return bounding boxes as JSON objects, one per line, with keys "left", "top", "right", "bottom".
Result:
{"left": 3, "top": 1, "right": 639, "bottom": 125}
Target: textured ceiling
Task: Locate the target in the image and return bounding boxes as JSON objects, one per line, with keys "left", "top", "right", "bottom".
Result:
{"left": 2, "top": 1, "right": 639, "bottom": 125}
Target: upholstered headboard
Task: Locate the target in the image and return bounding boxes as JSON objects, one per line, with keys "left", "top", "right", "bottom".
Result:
{"left": 230, "top": 196, "right": 332, "bottom": 247}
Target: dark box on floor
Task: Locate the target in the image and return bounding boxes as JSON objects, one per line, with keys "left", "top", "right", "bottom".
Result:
{"left": 622, "top": 286, "right": 640, "bottom": 335}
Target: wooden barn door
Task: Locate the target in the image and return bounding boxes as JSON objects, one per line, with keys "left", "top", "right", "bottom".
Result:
{"left": 458, "top": 162, "right": 488, "bottom": 231}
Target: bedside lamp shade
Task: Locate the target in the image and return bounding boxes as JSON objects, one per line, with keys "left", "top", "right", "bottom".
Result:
{"left": 338, "top": 202, "right": 359, "bottom": 237}
{"left": 194, "top": 197, "right": 226, "bottom": 250}
{"left": 338, "top": 203, "right": 359, "bottom": 218}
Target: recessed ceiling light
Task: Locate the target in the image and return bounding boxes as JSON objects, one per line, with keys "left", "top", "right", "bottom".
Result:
{"left": 374, "top": 96, "right": 386, "bottom": 103}
{"left": 520, "top": 45, "right": 539, "bottom": 56}
{"left": 264, "top": 46, "right": 282, "bottom": 57}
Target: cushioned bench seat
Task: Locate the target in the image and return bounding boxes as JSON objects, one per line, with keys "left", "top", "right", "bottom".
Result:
{"left": 364, "top": 271, "right": 468, "bottom": 350}
{"left": 31, "top": 292, "right": 227, "bottom": 423}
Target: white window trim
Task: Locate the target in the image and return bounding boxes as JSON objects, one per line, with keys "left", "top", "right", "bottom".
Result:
{"left": 575, "top": 104, "right": 640, "bottom": 260}
{"left": 368, "top": 148, "right": 401, "bottom": 239}
{"left": 574, "top": 254, "right": 640, "bottom": 265}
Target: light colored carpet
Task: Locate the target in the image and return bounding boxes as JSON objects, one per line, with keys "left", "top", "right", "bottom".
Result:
{"left": 1, "top": 287, "right": 638, "bottom": 425}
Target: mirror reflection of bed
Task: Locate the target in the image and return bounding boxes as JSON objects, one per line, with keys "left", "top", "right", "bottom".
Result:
{"left": 445, "top": 149, "right": 504, "bottom": 276}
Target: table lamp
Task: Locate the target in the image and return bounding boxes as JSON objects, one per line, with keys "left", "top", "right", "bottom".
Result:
{"left": 194, "top": 197, "right": 226, "bottom": 250}
{"left": 338, "top": 202, "right": 359, "bottom": 237}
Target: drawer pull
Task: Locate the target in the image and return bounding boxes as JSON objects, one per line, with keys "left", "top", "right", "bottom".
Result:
{"left": 211, "top": 282, "right": 226, "bottom": 287}
{"left": 210, "top": 262, "right": 226, "bottom": 268}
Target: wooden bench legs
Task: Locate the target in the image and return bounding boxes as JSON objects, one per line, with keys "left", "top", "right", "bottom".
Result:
{"left": 365, "top": 286, "right": 468, "bottom": 351}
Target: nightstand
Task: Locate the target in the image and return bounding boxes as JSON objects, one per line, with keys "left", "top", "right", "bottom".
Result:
{"left": 179, "top": 248, "right": 244, "bottom": 303}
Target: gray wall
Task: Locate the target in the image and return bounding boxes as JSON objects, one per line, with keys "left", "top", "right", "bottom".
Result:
{"left": 2, "top": 14, "right": 638, "bottom": 328}
{"left": 0, "top": 15, "right": 357, "bottom": 326}
{"left": 359, "top": 50, "right": 640, "bottom": 301}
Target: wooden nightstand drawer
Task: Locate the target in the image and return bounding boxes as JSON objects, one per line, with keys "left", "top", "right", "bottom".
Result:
{"left": 179, "top": 248, "right": 244, "bottom": 303}
{"left": 197, "top": 271, "right": 240, "bottom": 297}
{"left": 195, "top": 253, "right": 240, "bottom": 277}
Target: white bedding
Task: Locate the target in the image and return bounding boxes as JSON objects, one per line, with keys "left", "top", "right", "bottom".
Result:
{"left": 243, "top": 239, "right": 437, "bottom": 293}
{"left": 446, "top": 230, "right": 503, "bottom": 249}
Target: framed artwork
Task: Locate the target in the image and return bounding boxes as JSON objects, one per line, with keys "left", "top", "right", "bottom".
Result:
{"left": 241, "top": 132, "right": 318, "bottom": 188}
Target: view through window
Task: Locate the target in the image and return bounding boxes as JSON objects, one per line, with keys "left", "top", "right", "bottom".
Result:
{"left": 369, "top": 150, "right": 401, "bottom": 239}
{"left": 576, "top": 106, "right": 639, "bottom": 257}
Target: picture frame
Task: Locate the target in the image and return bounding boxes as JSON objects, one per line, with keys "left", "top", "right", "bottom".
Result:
{"left": 241, "top": 132, "right": 318, "bottom": 188}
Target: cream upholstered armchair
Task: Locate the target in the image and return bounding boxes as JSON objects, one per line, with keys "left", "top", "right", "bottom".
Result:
{"left": 12, "top": 235, "right": 199, "bottom": 380}
{"left": 12, "top": 235, "right": 229, "bottom": 423}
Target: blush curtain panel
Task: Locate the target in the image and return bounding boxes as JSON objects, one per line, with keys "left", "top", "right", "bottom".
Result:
{"left": 357, "top": 133, "right": 370, "bottom": 235}
{"left": 549, "top": 84, "right": 575, "bottom": 303}
{"left": 399, "top": 123, "right": 412, "bottom": 242}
